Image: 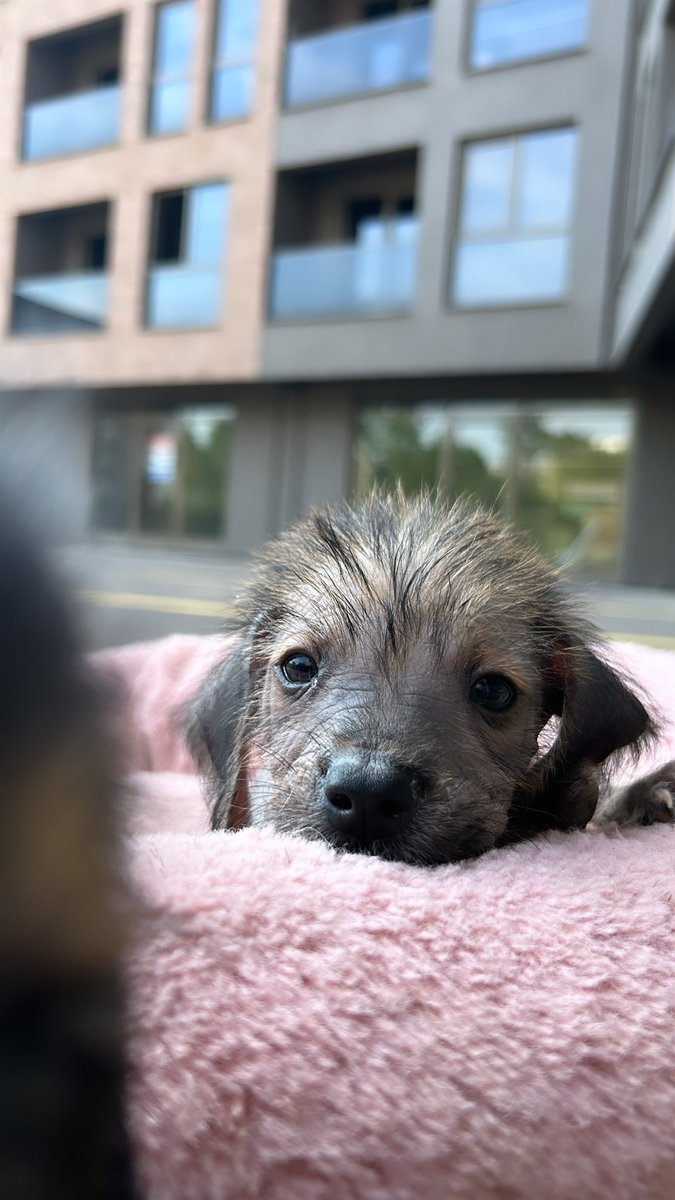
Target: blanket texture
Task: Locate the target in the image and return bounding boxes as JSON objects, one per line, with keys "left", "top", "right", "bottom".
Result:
{"left": 99, "top": 636, "right": 675, "bottom": 1200}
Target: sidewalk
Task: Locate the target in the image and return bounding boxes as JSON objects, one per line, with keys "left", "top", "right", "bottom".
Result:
{"left": 55, "top": 541, "right": 675, "bottom": 650}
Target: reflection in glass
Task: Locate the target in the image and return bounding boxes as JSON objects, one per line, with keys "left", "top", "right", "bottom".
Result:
{"left": 12, "top": 272, "right": 109, "bottom": 334}
{"left": 470, "top": 0, "right": 588, "bottom": 71}
{"left": 155, "top": 0, "right": 194, "bottom": 74}
{"left": 518, "top": 129, "right": 578, "bottom": 228}
{"left": 270, "top": 235, "right": 418, "bottom": 319}
{"left": 182, "top": 410, "right": 234, "bottom": 536}
{"left": 461, "top": 140, "right": 513, "bottom": 232}
{"left": 285, "top": 10, "right": 432, "bottom": 109}
{"left": 140, "top": 428, "right": 179, "bottom": 534}
{"left": 23, "top": 85, "right": 121, "bottom": 161}
{"left": 513, "top": 409, "right": 632, "bottom": 573}
{"left": 455, "top": 236, "right": 570, "bottom": 305}
{"left": 149, "top": 0, "right": 195, "bottom": 134}
{"left": 211, "top": 64, "right": 254, "bottom": 122}
{"left": 354, "top": 403, "right": 632, "bottom": 577}
{"left": 210, "top": 0, "right": 260, "bottom": 121}
{"left": 146, "top": 267, "right": 223, "bottom": 327}
{"left": 354, "top": 405, "right": 510, "bottom": 507}
{"left": 150, "top": 79, "right": 191, "bottom": 135}
{"left": 187, "top": 182, "right": 229, "bottom": 263}
{"left": 92, "top": 408, "right": 236, "bottom": 539}
{"left": 146, "top": 182, "right": 230, "bottom": 328}
{"left": 455, "top": 128, "right": 578, "bottom": 306}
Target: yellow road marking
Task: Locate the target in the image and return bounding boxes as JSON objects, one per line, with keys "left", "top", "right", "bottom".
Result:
{"left": 79, "top": 591, "right": 675, "bottom": 649}
{"left": 606, "top": 632, "right": 675, "bottom": 650}
{"left": 80, "top": 590, "right": 233, "bottom": 619}
{"left": 589, "top": 601, "right": 675, "bottom": 621}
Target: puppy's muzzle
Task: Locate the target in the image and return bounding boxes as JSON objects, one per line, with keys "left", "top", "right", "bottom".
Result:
{"left": 322, "top": 753, "right": 422, "bottom": 849}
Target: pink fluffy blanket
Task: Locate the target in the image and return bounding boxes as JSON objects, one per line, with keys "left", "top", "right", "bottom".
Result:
{"left": 98, "top": 636, "right": 675, "bottom": 1200}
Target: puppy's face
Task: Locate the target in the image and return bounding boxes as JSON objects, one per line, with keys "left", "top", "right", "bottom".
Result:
{"left": 194, "top": 495, "right": 653, "bottom": 865}
{"left": 248, "top": 588, "right": 547, "bottom": 863}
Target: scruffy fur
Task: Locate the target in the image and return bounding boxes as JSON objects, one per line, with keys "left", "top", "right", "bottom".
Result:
{"left": 193, "top": 492, "right": 669, "bottom": 866}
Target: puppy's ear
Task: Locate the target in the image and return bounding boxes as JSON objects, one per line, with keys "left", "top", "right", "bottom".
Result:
{"left": 189, "top": 636, "right": 254, "bottom": 830}
{"left": 509, "top": 640, "right": 655, "bottom": 840}
{"left": 545, "top": 642, "right": 654, "bottom": 766}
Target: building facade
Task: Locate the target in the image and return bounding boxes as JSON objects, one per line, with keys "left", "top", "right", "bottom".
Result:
{"left": 0, "top": 0, "right": 671, "bottom": 580}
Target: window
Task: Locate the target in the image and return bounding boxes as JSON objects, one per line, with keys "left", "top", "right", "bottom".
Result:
{"left": 210, "top": 0, "right": 260, "bottom": 123}
{"left": 93, "top": 407, "right": 236, "bottom": 538}
{"left": 354, "top": 403, "right": 632, "bottom": 576}
{"left": 146, "top": 182, "right": 230, "bottom": 328}
{"left": 453, "top": 127, "right": 578, "bottom": 307}
{"left": 149, "top": 0, "right": 195, "bottom": 135}
{"left": 469, "top": 0, "right": 588, "bottom": 71}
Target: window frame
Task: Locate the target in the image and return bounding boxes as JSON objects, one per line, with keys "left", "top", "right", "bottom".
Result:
{"left": 450, "top": 123, "right": 580, "bottom": 311}
{"left": 207, "top": 0, "right": 261, "bottom": 126}
{"left": 147, "top": 0, "right": 196, "bottom": 137}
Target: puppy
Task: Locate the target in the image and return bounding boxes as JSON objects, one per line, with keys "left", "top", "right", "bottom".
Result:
{"left": 0, "top": 504, "right": 135, "bottom": 1197}
{"left": 192, "top": 492, "right": 672, "bottom": 866}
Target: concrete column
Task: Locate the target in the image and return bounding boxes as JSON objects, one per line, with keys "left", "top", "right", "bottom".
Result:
{"left": 300, "top": 388, "right": 354, "bottom": 512}
{"left": 224, "top": 386, "right": 355, "bottom": 553}
{"left": 621, "top": 397, "right": 675, "bottom": 587}
{"left": 225, "top": 393, "right": 283, "bottom": 552}
{"left": 0, "top": 389, "right": 93, "bottom": 542}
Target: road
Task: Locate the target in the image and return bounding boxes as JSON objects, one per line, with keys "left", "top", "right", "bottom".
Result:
{"left": 55, "top": 541, "right": 675, "bottom": 651}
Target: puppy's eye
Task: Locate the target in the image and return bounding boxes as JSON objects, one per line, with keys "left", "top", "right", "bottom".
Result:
{"left": 470, "top": 674, "right": 517, "bottom": 713}
{"left": 278, "top": 652, "right": 319, "bottom": 687}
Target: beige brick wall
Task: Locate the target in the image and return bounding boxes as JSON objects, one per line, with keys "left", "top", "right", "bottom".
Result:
{"left": 0, "top": 0, "right": 286, "bottom": 389}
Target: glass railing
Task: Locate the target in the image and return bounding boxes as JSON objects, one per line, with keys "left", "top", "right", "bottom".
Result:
{"left": 285, "top": 9, "right": 432, "bottom": 108}
{"left": 23, "top": 84, "right": 121, "bottom": 161}
{"left": 270, "top": 236, "right": 418, "bottom": 320}
{"left": 12, "top": 271, "right": 109, "bottom": 334}
{"left": 146, "top": 265, "right": 223, "bottom": 328}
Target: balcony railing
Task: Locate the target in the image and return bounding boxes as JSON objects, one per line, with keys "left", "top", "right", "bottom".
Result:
{"left": 146, "top": 266, "right": 223, "bottom": 328}
{"left": 269, "top": 235, "right": 418, "bottom": 320}
{"left": 284, "top": 9, "right": 432, "bottom": 109}
{"left": 23, "top": 84, "right": 121, "bottom": 161}
{"left": 12, "top": 271, "right": 109, "bottom": 334}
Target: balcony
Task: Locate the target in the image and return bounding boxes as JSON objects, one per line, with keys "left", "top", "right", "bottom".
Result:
{"left": 270, "top": 148, "right": 419, "bottom": 320}
{"left": 24, "top": 85, "right": 121, "bottom": 162}
{"left": 284, "top": 9, "right": 432, "bottom": 109}
{"left": 11, "top": 202, "right": 110, "bottom": 336}
{"left": 270, "top": 235, "right": 417, "bottom": 319}
{"left": 22, "top": 16, "right": 123, "bottom": 162}
{"left": 13, "top": 273, "right": 109, "bottom": 334}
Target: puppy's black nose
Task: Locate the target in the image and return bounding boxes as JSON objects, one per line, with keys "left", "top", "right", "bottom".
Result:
{"left": 322, "top": 754, "right": 419, "bottom": 846}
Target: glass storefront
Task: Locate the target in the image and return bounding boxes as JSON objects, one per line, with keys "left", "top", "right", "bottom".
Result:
{"left": 92, "top": 406, "right": 235, "bottom": 539}
{"left": 354, "top": 403, "right": 633, "bottom": 577}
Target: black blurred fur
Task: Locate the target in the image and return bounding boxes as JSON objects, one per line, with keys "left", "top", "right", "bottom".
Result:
{"left": 0, "top": 501, "right": 134, "bottom": 1198}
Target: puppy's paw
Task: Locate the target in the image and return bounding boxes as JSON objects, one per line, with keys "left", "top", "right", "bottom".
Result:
{"left": 592, "top": 761, "right": 675, "bottom": 829}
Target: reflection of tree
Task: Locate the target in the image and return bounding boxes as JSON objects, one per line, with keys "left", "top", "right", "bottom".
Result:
{"left": 356, "top": 410, "right": 438, "bottom": 494}
{"left": 514, "top": 417, "right": 627, "bottom": 562}
{"left": 355, "top": 408, "right": 628, "bottom": 576}
{"left": 183, "top": 421, "right": 232, "bottom": 537}
{"left": 356, "top": 410, "right": 504, "bottom": 506}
